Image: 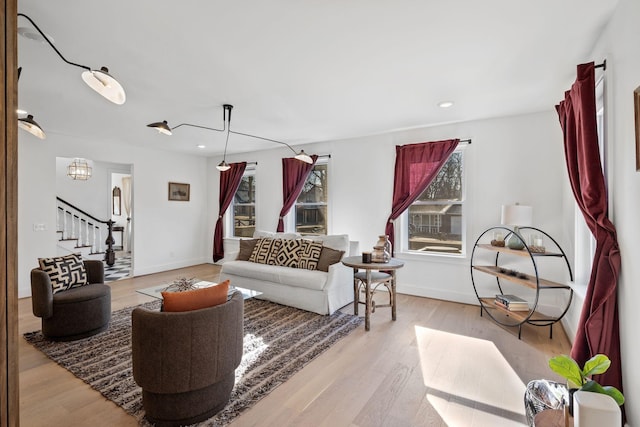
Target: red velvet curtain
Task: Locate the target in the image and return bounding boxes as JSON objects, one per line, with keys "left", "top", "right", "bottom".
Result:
{"left": 213, "top": 162, "right": 247, "bottom": 262}
{"left": 556, "top": 62, "right": 622, "bottom": 394}
{"left": 277, "top": 155, "right": 318, "bottom": 232}
{"left": 384, "top": 139, "right": 459, "bottom": 253}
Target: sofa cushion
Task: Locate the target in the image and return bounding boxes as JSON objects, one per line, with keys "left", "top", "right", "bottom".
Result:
{"left": 317, "top": 247, "right": 345, "bottom": 272}
{"left": 237, "top": 239, "right": 259, "bottom": 261}
{"left": 253, "top": 230, "right": 301, "bottom": 240}
{"left": 298, "top": 240, "right": 323, "bottom": 270}
{"left": 38, "top": 253, "right": 88, "bottom": 294}
{"left": 306, "top": 234, "right": 349, "bottom": 253}
{"left": 161, "top": 280, "right": 230, "bottom": 312}
{"left": 249, "top": 238, "right": 282, "bottom": 265}
{"left": 275, "top": 239, "right": 303, "bottom": 268}
{"left": 222, "top": 261, "right": 329, "bottom": 291}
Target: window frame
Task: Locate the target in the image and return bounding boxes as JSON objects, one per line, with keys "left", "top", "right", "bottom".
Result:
{"left": 227, "top": 166, "right": 256, "bottom": 239}
{"left": 397, "top": 146, "right": 467, "bottom": 259}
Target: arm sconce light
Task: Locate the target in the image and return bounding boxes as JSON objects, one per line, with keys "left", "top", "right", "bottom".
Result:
{"left": 17, "top": 13, "right": 126, "bottom": 105}
{"left": 17, "top": 66, "right": 47, "bottom": 139}
{"left": 147, "top": 104, "right": 314, "bottom": 170}
{"left": 18, "top": 114, "right": 46, "bottom": 139}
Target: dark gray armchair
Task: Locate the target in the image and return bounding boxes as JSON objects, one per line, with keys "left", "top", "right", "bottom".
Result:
{"left": 132, "top": 291, "right": 244, "bottom": 427}
{"left": 30, "top": 259, "right": 111, "bottom": 341}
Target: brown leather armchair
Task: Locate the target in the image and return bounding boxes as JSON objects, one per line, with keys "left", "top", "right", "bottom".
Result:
{"left": 30, "top": 259, "right": 111, "bottom": 341}
{"left": 132, "top": 291, "right": 244, "bottom": 427}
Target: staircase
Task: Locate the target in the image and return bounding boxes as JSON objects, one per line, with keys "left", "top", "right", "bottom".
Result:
{"left": 56, "top": 197, "right": 117, "bottom": 265}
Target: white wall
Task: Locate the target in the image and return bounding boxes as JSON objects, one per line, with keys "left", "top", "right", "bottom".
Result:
{"left": 588, "top": 0, "right": 640, "bottom": 422}
{"left": 209, "top": 110, "right": 568, "bottom": 307}
{"left": 18, "top": 133, "right": 210, "bottom": 298}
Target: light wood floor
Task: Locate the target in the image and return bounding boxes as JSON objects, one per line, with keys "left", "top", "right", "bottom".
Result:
{"left": 18, "top": 264, "right": 570, "bottom": 427}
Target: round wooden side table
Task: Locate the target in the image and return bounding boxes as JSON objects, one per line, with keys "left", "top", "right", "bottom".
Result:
{"left": 341, "top": 256, "right": 404, "bottom": 331}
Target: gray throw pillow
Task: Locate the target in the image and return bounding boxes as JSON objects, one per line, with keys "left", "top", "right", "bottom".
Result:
{"left": 316, "top": 247, "right": 345, "bottom": 272}
{"left": 237, "top": 239, "right": 259, "bottom": 261}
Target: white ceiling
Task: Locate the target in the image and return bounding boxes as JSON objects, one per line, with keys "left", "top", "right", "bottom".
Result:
{"left": 16, "top": 0, "right": 618, "bottom": 157}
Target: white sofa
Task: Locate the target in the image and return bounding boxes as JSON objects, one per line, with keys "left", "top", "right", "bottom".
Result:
{"left": 219, "top": 232, "right": 359, "bottom": 315}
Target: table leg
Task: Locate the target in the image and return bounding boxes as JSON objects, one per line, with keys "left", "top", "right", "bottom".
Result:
{"left": 391, "top": 270, "right": 397, "bottom": 321}
{"left": 365, "top": 269, "right": 372, "bottom": 331}
{"left": 353, "top": 270, "right": 359, "bottom": 316}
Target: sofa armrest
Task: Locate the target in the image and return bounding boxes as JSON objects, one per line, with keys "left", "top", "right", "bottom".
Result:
{"left": 219, "top": 250, "right": 239, "bottom": 264}
{"left": 325, "top": 261, "right": 352, "bottom": 287}
{"left": 30, "top": 269, "right": 53, "bottom": 319}
{"left": 84, "top": 260, "right": 105, "bottom": 284}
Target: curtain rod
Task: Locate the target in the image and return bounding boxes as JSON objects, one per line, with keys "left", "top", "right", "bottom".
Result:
{"left": 241, "top": 154, "right": 330, "bottom": 167}
{"left": 459, "top": 139, "right": 472, "bottom": 145}
{"left": 595, "top": 60, "right": 606, "bottom": 70}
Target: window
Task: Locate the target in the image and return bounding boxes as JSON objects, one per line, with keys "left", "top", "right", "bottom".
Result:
{"left": 295, "top": 161, "right": 328, "bottom": 235}
{"left": 405, "top": 150, "right": 465, "bottom": 255}
{"left": 231, "top": 169, "right": 255, "bottom": 238}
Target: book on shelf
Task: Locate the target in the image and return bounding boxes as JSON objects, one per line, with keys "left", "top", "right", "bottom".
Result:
{"left": 495, "top": 294, "right": 527, "bottom": 304}
{"left": 494, "top": 294, "right": 530, "bottom": 311}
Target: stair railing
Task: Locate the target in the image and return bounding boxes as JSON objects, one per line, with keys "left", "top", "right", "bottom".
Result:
{"left": 56, "top": 197, "right": 116, "bottom": 266}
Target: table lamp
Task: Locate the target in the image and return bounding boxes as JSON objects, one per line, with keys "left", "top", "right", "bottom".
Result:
{"left": 501, "top": 204, "right": 533, "bottom": 250}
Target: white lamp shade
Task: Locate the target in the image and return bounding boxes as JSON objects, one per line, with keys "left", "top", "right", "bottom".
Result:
{"left": 501, "top": 204, "right": 532, "bottom": 227}
{"left": 81, "top": 67, "right": 126, "bottom": 105}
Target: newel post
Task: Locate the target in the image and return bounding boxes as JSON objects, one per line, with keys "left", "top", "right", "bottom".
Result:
{"left": 105, "top": 220, "right": 116, "bottom": 266}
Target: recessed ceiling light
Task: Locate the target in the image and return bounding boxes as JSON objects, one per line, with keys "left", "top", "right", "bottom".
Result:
{"left": 196, "top": 144, "right": 206, "bottom": 149}
{"left": 17, "top": 26, "right": 54, "bottom": 44}
{"left": 438, "top": 101, "right": 454, "bottom": 108}
{"left": 16, "top": 109, "right": 27, "bottom": 115}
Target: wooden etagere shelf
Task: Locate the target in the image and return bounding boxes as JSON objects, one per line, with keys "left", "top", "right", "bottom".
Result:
{"left": 470, "top": 227, "right": 573, "bottom": 339}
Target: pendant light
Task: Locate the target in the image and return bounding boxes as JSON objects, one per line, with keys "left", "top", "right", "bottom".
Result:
{"left": 147, "top": 104, "right": 314, "bottom": 165}
{"left": 18, "top": 14, "right": 126, "bottom": 105}
{"left": 67, "top": 158, "right": 93, "bottom": 180}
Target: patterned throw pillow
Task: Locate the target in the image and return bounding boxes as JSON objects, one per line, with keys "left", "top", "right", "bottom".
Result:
{"left": 249, "top": 238, "right": 282, "bottom": 265}
{"left": 275, "top": 239, "right": 303, "bottom": 268}
{"left": 38, "top": 253, "right": 88, "bottom": 294}
{"left": 298, "top": 240, "right": 323, "bottom": 270}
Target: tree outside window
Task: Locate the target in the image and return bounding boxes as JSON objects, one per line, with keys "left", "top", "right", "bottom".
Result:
{"left": 295, "top": 162, "right": 327, "bottom": 235}
{"left": 407, "top": 151, "right": 464, "bottom": 255}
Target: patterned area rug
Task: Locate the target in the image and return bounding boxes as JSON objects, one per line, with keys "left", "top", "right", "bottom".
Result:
{"left": 24, "top": 298, "right": 363, "bottom": 426}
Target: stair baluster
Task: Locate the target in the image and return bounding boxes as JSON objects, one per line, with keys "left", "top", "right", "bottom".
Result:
{"left": 56, "top": 197, "right": 116, "bottom": 266}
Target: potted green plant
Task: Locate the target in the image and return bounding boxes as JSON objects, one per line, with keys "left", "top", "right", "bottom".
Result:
{"left": 548, "top": 353, "right": 625, "bottom": 407}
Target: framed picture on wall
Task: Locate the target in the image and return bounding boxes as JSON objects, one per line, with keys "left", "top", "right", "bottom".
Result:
{"left": 168, "top": 182, "right": 190, "bottom": 201}
{"left": 635, "top": 86, "right": 640, "bottom": 171}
